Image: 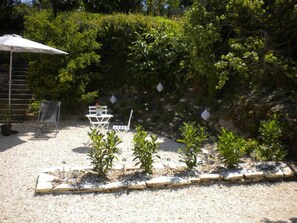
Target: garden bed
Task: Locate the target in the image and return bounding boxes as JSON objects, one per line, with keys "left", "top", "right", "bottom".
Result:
{"left": 35, "top": 161, "right": 296, "bottom": 194}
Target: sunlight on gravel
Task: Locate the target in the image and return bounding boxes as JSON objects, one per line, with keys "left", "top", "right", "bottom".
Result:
{"left": 0, "top": 121, "right": 297, "bottom": 223}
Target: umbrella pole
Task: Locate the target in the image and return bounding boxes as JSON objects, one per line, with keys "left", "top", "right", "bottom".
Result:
{"left": 8, "top": 50, "right": 12, "bottom": 111}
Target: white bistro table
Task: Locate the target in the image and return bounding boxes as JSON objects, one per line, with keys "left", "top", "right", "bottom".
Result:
{"left": 86, "top": 113, "right": 113, "bottom": 129}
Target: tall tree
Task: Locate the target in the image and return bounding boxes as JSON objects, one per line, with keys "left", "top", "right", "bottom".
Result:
{"left": 144, "top": 0, "right": 187, "bottom": 16}
{"left": 83, "top": 0, "right": 142, "bottom": 14}
{"left": 0, "top": 0, "right": 24, "bottom": 34}
{"left": 185, "top": 0, "right": 297, "bottom": 94}
{"left": 51, "top": 0, "right": 82, "bottom": 17}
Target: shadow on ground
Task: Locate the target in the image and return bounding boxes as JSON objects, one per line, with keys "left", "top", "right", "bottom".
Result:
{"left": 261, "top": 217, "right": 297, "bottom": 223}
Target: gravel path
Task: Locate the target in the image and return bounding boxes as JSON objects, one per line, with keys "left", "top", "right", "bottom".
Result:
{"left": 0, "top": 121, "right": 297, "bottom": 223}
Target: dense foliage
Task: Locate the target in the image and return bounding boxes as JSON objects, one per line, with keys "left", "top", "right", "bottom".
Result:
{"left": 24, "top": 12, "right": 100, "bottom": 107}
{"left": 94, "top": 14, "right": 181, "bottom": 91}
{"left": 184, "top": 0, "right": 297, "bottom": 157}
{"left": 0, "top": 0, "right": 30, "bottom": 34}
{"left": 185, "top": 0, "right": 297, "bottom": 95}
{"left": 24, "top": 12, "right": 183, "bottom": 106}
{"left": 129, "top": 24, "right": 188, "bottom": 91}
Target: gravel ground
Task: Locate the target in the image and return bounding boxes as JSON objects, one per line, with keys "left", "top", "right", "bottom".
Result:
{"left": 0, "top": 120, "right": 297, "bottom": 223}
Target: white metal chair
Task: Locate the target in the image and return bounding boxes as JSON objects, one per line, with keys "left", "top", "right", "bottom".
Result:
{"left": 88, "top": 106, "right": 108, "bottom": 115}
{"left": 112, "top": 109, "right": 133, "bottom": 133}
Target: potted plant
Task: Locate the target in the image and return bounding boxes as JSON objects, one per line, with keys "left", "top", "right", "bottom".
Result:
{"left": 0, "top": 107, "right": 11, "bottom": 136}
{"left": 95, "top": 103, "right": 103, "bottom": 115}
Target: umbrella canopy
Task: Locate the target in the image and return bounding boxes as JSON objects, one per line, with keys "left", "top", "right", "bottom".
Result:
{"left": 0, "top": 34, "right": 67, "bottom": 114}
{"left": 0, "top": 34, "right": 67, "bottom": 54}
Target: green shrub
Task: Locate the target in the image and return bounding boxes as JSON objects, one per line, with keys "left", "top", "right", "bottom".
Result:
{"left": 217, "top": 128, "right": 246, "bottom": 168}
{"left": 132, "top": 125, "right": 160, "bottom": 175}
{"left": 28, "top": 100, "right": 42, "bottom": 115}
{"left": 88, "top": 129, "right": 122, "bottom": 177}
{"left": 25, "top": 12, "right": 101, "bottom": 107}
{"left": 177, "top": 122, "right": 208, "bottom": 170}
{"left": 257, "top": 114, "right": 287, "bottom": 161}
{"left": 128, "top": 26, "right": 188, "bottom": 91}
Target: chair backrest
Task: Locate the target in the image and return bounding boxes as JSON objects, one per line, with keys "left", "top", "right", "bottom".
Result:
{"left": 88, "top": 106, "right": 108, "bottom": 115}
{"left": 38, "top": 100, "right": 61, "bottom": 123}
{"left": 127, "top": 109, "right": 133, "bottom": 129}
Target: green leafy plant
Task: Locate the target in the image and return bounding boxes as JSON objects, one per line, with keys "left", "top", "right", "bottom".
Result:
{"left": 257, "top": 114, "right": 287, "bottom": 161}
{"left": 177, "top": 122, "right": 208, "bottom": 170}
{"left": 217, "top": 128, "right": 246, "bottom": 168}
{"left": 132, "top": 125, "right": 160, "bottom": 175}
{"left": 28, "top": 100, "right": 42, "bottom": 115}
{"left": 88, "top": 129, "right": 122, "bottom": 177}
{"left": 0, "top": 101, "right": 11, "bottom": 125}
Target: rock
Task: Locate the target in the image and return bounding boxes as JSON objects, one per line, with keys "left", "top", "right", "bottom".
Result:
{"left": 263, "top": 169, "right": 284, "bottom": 179}
{"left": 281, "top": 167, "right": 294, "bottom": 177}
{"left": 53, "top": 183, "right": 76, "bottom": 192}
{"left": 80, "top": 183, "right": 105, "bottom": 192}
{"left": 189, "top": 177, "right": 200, "bottom": 183}
{"left": 146, "top": 176, "right": 175, "bottom": 188}
{"left": 128, "top": 181, "right": 147, "bottom": 190}
{"left": 38, "top": 173, "right": 60, "bottom": 182}
{"left": 200, "top": 173, "right": 222, "bottom": 181}
{"left": 103, "top": 182, "right": 127, "bottom": 191}
{"left": 243, "top": 171, "right": 264, "bottom": 179}
{"left": 35, "top": 181, "right": 53, "bottom": 193}
{"left": 224, "top": 171, "right": 244, "bottom": 181}
{"left": 168, "top": 177, "right": 191, "bottom": 187}
{"left": 286, "top": 162, "right": 297, "bottom": 175}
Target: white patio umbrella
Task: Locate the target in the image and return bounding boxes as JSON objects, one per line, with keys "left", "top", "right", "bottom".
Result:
{"left": 0, "top": 34, "right": 68, "bottom": 110}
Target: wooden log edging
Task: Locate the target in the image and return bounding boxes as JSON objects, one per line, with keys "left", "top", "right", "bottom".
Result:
{"left": 35, "top": 161, "right": 296, "bottom": 194}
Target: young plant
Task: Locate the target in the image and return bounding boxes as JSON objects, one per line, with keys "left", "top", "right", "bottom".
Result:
{"left": 258, "top": 114, "right": 287, "bottom": 161}
{"left": 177, "top": 122, "right": 208, "bottom": 170}
{"left": 217, "top": 128, "right": 246, "bottom": 169}
{"left": 132, "top": 125, "right": 160, "bottom": 175}
{"left": 88, "top": 129, "right": 122, "bottom": 177}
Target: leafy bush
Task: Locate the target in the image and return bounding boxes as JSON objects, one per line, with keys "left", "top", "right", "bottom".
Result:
{"left": 28, "top": 100, "right": 42, "bottom": 115}
{"left": 24, "top": 12, "right": 101, "bottom": 107}
{"left": 177, "top": 122, "right": 208, "bottom": 170}
{"left": 88, "top": 129, "right": 122, "bottom": 177}
{"left": 257, "top": 114, "right": 287, "bottom": 161}
{"left": 128, "top": 25, "right": 188, "bottom": 91}
{"left": 132, "top": 125, "right": 160, "bottom": 175}
{"left": 24, "top": 12, "right": 184, "bottom": 107}
{"left": 217, "top": 128, "right": 246, "bottom": 168}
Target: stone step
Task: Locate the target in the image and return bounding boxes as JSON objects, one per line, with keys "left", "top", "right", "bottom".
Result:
{"left": 0, "top": 93, "right": 33, "bottom": 99}
{"left": 0, "top": 88, "right": 32, "bottom": 94}
{"left": 0, "top": 103, "right": 29, "bottom": 109}
{"left": 10, "top": 82, "right": 28, "bottom": 87}
{"left": 0, "top": 98, "right": 32, "bottom": 104}
{"left": 0, "top": 108, "right": 28, "bottom": 114}
{"left": 11, "top": 79, "right": 27, "bottom": 84}
{"left": 0, "top": 62, "right": 34, "bottom": 123}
